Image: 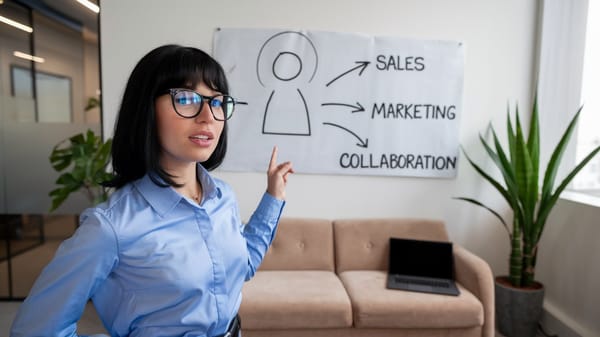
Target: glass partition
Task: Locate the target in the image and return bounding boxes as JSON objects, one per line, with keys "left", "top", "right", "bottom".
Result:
{"left": 11, "top": 65, "right": 73, "bottom": 122}
{"left": 0, "top": 0, "right": 100, "bottom": 299}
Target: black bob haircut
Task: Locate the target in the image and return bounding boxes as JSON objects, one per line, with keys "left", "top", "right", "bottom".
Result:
{"left": 105, "top": 44, "right": 229, "bottom": 189}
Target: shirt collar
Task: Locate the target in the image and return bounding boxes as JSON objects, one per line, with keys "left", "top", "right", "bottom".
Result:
{"left": 197, "top": 163, "right": 222, "bottom": 200}
{"left": 133, "top": 164, "right": 222, "bottom": 217}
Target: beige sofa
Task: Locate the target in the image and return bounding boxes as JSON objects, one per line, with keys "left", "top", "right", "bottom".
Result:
{"left": 239, "top": 218, "right": 494, "bottom": 337}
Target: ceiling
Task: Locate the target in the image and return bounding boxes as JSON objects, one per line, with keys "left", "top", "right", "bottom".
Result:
{"left": 6, "top": 0, "right": 99, "bottom": 34}
{"left": 42, "top": 0, "right": 98, "bottom": 34}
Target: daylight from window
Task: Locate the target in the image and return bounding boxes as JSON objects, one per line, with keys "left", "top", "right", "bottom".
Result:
{"left": 574, "top": 0, "right": 600, "bottom": 192}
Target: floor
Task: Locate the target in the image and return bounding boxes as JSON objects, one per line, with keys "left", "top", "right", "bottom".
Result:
{"left": 0, "top": 214, "right": 109, "bottom": 335}
{"left": 0, "top": 215, "right": 106, "bottom": 337}
{"left": 1, "top": 215, "right": 77, "bottom": 298}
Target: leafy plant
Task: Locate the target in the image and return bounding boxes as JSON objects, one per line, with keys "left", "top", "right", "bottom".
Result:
{"left": 84, "top": 96, "right": 101, "bottom": 111}
{"left": 457, "top": 97, "right": 600, "bottom": 287}
{"left": 49, "top": 129, "right": 114, "bottom": 211}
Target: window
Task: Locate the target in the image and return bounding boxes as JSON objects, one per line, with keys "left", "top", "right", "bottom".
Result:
{"left": 573, "top": 0, "right": 600, "bottom": 193}
{"left": 11, "top": 65, "right": 73, "bottom": 123}
{"left": 536, "top": 0, "right": 599, "bottom": 200}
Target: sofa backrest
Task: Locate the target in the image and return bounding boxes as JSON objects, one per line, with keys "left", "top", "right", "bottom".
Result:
{"left": 333, "top": 218, "right": 449, "bottom": 273}
{"left": 259, "top": 217, "right": 335, "bottom": 271}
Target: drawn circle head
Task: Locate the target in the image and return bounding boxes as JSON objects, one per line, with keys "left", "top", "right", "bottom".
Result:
{"left": 257, "top": 31, "right": 318, "bottom": 87}
{"left": 272, "top": 52, "right": 302, "bottom": 81}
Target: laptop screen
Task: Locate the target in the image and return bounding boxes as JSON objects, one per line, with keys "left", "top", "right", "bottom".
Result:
{"left": 388, "top": 238, "right": 454, "bottom": 279}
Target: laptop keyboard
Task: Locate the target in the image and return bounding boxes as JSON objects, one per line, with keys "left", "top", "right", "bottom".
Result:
{"left": 394, "top": 276, "right": 450, "bottom": 288}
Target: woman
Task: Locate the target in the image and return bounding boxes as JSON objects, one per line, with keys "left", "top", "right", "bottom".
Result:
{"left": 11, "top": 44, "right": 293, "bottom": 337}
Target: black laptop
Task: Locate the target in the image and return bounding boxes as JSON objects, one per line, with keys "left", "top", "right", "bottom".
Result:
{"left": 386, "top": 237, "right": 460, "bottom": 296}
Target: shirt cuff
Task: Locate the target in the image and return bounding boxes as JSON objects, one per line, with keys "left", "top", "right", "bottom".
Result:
{"left": 245, "top": 192, "right": 285, "bottom": 237}
{"left": 255, "top": 192, "right": 285, "bottom": 224}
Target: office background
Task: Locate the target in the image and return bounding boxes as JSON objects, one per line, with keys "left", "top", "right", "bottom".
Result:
{"left": 62, "top": 0, "right": 600, "bottom": 336}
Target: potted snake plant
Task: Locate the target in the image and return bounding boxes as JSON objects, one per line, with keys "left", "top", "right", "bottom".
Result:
{"left": 456, "top": 96, "right": 600, "bottom": 337}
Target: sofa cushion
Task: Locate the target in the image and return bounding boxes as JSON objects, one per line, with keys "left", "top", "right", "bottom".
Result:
{"left": 339, "top": 270, "right": 484, "bottom": 329}
{"left": 240, "top": 270, "right": 352, "bottom": 329}
{"left": 333, "top": 218, "right": 449, "bottom": 273}
{"left": 259, "top": 218, "right": 334, "bottom": 271}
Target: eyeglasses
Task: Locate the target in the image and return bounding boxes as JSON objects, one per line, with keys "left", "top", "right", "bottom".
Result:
{"left": 166, "top": 88, "right": 246, "bottom": 121}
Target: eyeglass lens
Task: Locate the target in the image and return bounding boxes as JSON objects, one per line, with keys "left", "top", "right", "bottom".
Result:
{"left": 172, "top": 90, "right": 235, "bottom": 120}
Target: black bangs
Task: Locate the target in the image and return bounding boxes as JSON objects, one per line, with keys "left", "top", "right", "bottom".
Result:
{"left": 155, "top": 47, "right": 230, "bottom": 95}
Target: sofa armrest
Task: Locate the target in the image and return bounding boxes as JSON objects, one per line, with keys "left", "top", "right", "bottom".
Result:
{"left": 453, "top": 244, "right": 495, "bottom": 337}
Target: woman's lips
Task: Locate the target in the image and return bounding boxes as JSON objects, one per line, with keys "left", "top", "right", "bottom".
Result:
{"left": 189, "top": 132, "right": 213, "bottom": 147}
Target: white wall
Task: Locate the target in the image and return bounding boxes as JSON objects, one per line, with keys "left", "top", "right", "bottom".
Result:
{"left": 101, "top": 0, "right": 537, "bottom": 248}
{"left": 537, "top": 194, "right": 600, "bottom": 336}
{"left": 101, "top": 0, "right": 600, "bottom": 335}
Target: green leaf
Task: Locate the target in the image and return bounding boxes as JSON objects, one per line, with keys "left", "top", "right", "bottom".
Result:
{"left": 453, "top": 197, "right": 510, "bottom": 236}
{"left": 85, "top": 129, "right": 97, "bottom": 147}
{"left": 490, "top": 129, "right": 519, "bottom": 206}
{"left": 85, "top": 97, "right": 101, "bottom": 111}
{"left": 536, "top": 145, "right": 600, "bottom": 241}
{"left": 540, "top": 106, "right": 584, "bottom": 206}
{"left": 513, "top": 105, "right": 539, "bottom": 244}
{"left": 461, "top": 146, "right": 513, "bottom": 206}
{"left": 69, "top": 133, "right": 85, "bottom": 144}
{"left": 49, "top": 140, "right": 74, "bottom": 171}
{"left": 514, "top": 110, "right": 536, "bottom": 216}
{"left": 50, "top": 192, "right": 69, "bottom": 212}
{"left": 527, "top": 95, "right": 540, "bottom": 183}
{"left": 507, "top": 104, "right": 517, "bottom": 166}
{"left": 56, "top": 172, "right": 78, "bottom": 186}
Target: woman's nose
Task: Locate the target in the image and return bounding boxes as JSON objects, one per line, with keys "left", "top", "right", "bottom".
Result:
{"left": 195, "top": 101, "right": 215, "bottom": 122}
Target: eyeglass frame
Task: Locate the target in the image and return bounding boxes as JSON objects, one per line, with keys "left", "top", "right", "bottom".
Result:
{"left": 164, "top": 88, "right": 247, "bottom": 121}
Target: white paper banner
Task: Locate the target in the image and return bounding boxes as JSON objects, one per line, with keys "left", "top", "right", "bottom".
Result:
{"left": 214, "top": 28, "right": 464, "bottom": 178}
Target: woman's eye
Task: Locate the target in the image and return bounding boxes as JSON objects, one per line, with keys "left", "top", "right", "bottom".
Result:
{"left": 176, "top": 94, "right": 200, "bottom": 105}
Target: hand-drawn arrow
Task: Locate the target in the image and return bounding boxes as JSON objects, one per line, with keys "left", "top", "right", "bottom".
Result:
{"left": 323, "top": 122, "right": 368, "bottom": 148}
{"left": 325, "top": 61, "right": 370, "bottom": 87}
{"left": 321, "top": 102, "right": 365, "bottom": 113}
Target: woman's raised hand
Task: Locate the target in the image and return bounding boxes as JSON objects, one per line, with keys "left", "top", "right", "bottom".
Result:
{"left": 266, "top": 146, "right": 294, "bottom": 200}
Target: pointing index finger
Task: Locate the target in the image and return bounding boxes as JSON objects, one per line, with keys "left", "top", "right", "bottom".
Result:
{"left": 269, "top": 146, "right": 278, "bottom": 171}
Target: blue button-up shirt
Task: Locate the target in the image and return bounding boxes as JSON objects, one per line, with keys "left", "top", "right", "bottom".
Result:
{"left": 11, "top": 165, "right": 285, "bottom": 337}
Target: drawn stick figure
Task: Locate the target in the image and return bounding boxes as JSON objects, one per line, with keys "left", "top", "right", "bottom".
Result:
{"left": 256, "top": 31, "right": 318, "bottom": 136}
